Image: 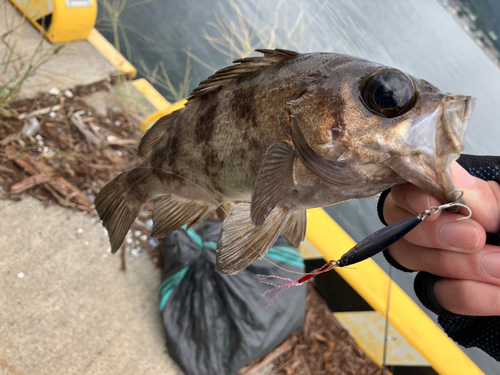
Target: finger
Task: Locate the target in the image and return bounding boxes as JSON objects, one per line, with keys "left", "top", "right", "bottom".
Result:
{"left": 434, "top": 278, "right": 500, "bottom": 316}
{"left": 390, "top": 183, "right": 442, "bottom": 219}
{"left": 450, "top": 162, "right": 500, "bottom": 233}
{"left": 385, "top": 196, "right": 485, "bottom": 252}
{"left": 388, "top": 162, "right": 500, "bottom": 231}
{"left": 388, "top": 241, "right": 500, "bottom": 285}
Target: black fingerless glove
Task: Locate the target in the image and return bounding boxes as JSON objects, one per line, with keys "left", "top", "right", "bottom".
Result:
{"left": 377, "top": 154, "right": 500, "bottom": 361}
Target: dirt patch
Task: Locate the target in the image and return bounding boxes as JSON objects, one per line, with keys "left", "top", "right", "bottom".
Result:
{"left": 0, "top": 76, "right": 160, "bottom": 267}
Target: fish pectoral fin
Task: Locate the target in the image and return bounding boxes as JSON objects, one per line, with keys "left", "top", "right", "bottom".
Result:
{"left": 215, "top": 203, "right": 292, "bottom": 275}
{"left": 282, "top": 209, "right": 307, "bottom": 248}
{"left": 151, "top": 195, "right": 216, "bottom": 238}
{"left": 290, "top": 117, "right": 364, "bottom": 186}
{"left": 250, "top": 143, "right": 297, "bottom": 227}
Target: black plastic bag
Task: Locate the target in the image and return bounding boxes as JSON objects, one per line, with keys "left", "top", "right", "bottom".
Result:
{"left": 159, "top": 219, "right": 306, "bottom": 375}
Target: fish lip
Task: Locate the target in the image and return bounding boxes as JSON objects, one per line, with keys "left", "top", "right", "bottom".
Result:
{"left": 440, "top": 94, "right": 476, "bottom": 156}
{"left": 388, "top": 94, "right": 476, "bottom": 203}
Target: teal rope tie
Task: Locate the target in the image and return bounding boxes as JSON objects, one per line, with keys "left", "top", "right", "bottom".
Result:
{"left": 159, "top": 266, "right": 190, "bottom": 311}
{"left": 184, "top": 228, "right": 303, "bottom": 267}
{"left": 158, "top": 228, "right": 304, "bottom": 311}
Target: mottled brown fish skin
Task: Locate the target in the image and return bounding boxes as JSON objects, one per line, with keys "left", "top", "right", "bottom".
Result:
{"left": 136, "top": 53, "right": 395, "bottom": 203}
{"left": 137, "top": 52, "right": 453, "bottom": 206}
{"left": 142, "top": 55, "right": 312, "bottom": 203}
{"left": 95, "top": 49, "right": 474, "bottom": 271}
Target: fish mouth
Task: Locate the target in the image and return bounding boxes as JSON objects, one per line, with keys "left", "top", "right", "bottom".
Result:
{"left": 387, "top": 94, "right": 476, "bottom": 203}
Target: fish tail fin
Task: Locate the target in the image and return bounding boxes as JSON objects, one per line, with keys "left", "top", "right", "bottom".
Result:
{"left": 215, "top": 203, "right": 292, "bottom": 275}
{"left": 95, "top": 172, "right": 143, "bottom": 253}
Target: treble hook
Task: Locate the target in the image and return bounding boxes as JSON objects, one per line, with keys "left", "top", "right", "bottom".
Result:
{"left": 424, "top": 202, "right": 472, "bottom": 221}
{"left": 422, "top": 190, "right": 472, "bottom": 220}
{"left": 448, "top": 189, "right": 464, "bottom": 202}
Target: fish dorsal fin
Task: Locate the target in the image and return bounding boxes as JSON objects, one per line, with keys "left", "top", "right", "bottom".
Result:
{"left": 282, "top": 209, "right": 307, "bottom": 248}
{"left": 215, "top": 203, "right": 292, "bottom": 275}
{"left": 188, "top": 49, "right": 299, "bottom": 102}
{"left": 138, "top": 110, "right": 181, "bottom": 158}
{"left": 250, "top": 143, "right": 297, "bottom": 227}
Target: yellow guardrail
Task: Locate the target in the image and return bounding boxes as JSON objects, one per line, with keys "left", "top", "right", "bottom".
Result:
{"left": 305, "top": 208, "right": 483, "bottom": 375}
{"left": 87, "top": 28, "right": 137, "bottom": 78}
{"left": 140, "top": 99, "right": 187, "bottom": 133}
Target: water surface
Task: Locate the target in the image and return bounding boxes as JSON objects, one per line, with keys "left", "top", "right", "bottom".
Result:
{"left": 98, "top": 1, "right": 500, "bottom": 372}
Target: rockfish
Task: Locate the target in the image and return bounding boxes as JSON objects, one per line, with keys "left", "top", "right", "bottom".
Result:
{"left": 95, "top": 49, "right": 475, "bottom": 275}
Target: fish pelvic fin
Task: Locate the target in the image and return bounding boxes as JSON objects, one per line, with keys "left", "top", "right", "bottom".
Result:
{"left": 151, "top": 195, "right": 216, "bottom": 238}
{"left": 95, "top": 173, "right": 143, "bottom": 253}
{"left": 138, "top": 110, "right": 181, "bottom": 158}
{"left": 215, "top": 203, "right": 292, "bottom": 275}
{"left": 188, "top": 49, "right": 299, "bottom": 102}
{"left": 250, "top": 143, "right": 297, "bottom": 227}
{"left": 282, "top": 209, "right": 307, "bottom": 248}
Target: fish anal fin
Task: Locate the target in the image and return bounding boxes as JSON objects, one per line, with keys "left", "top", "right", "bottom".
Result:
{"left": 151, "top": 195, "right": 215, "bottom": 238}
{"left": 188, "top": 49, "right": 299, "bottom": 102}
{"left": 282, "top": 209, "right": 307, "bottom": 248}
{"left": 216, "top": 203, "right": 292, "bottom": 275}
{"left": 250, "top": 143, "right": 297, "bottom": 227}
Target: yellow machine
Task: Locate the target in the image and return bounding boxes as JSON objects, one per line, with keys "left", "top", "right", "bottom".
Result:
{"left": 9, "top": 0, "right": 97, "bottom": 43}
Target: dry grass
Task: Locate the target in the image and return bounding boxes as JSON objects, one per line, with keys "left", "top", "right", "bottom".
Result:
{"left": 0, "top": 1, "right": 63, "bottom": 117}
{"left": 186, "top": 0, "right": 329, "bottom": 74}
{"left": 138, "top": 55, "right": 192, "bottom": 103}
{"left": 97, "top": 0, "right": 335, "bottom": 104}
{"left": 96, "top": 0, "right": 154, "bottom": 60}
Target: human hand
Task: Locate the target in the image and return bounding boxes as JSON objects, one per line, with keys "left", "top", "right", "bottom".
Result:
{"left": 383, "top": 161, "right": 500, "bottom": 315}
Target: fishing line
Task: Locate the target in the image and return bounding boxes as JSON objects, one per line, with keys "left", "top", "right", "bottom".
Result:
{"left": 382, "top": 265, "right": 393, "bottom": 375}
{"left": 262, "top": 258, "right": 308, "bottom": 275}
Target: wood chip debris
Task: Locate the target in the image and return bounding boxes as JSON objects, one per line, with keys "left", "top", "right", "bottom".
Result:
{"left": 0, "top": 77, "right": 142, "bottom": 214}
{"left": 237, "top": 285, "right": 385, "bottom": 375}
{"left": 0, "top": 76, "right": 161, "bottom": 267}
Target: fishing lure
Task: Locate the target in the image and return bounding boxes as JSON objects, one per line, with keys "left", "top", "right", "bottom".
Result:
{"left": 259, "top": 196, "right": 472, "bottom": 307}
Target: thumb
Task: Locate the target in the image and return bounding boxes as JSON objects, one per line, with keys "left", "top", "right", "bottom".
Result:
{"left": 450, "top": 161, "right": 500, "bottom": 233}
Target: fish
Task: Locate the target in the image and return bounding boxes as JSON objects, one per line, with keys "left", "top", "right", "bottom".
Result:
{"left": 94, "top": 49, "right": 475, "bottom": 275}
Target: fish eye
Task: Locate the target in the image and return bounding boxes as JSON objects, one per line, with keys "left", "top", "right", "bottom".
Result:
{"left": 360, "top": 69, "right": 418, "bottom": 118}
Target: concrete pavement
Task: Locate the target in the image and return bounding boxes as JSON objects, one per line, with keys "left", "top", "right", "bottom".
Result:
{"left": 1, "top": 1, "right": 183, "bottom": 373}
{"left": 0, "top": 197, "right": 183, "bottom": 375}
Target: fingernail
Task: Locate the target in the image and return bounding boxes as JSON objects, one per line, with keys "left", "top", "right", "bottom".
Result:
{"left": 439, "top": 222, "right": 480, "bottom": 250}
{"left": 406, "top": 190, "right": 423, "bottom": 214}
{"left": 481, "top": 253, "right": 500, "bottom": 279}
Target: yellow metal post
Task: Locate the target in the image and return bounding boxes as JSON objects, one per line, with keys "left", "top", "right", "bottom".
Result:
{"left": 9, "top": 0, "right": 97, "bottom": 42}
